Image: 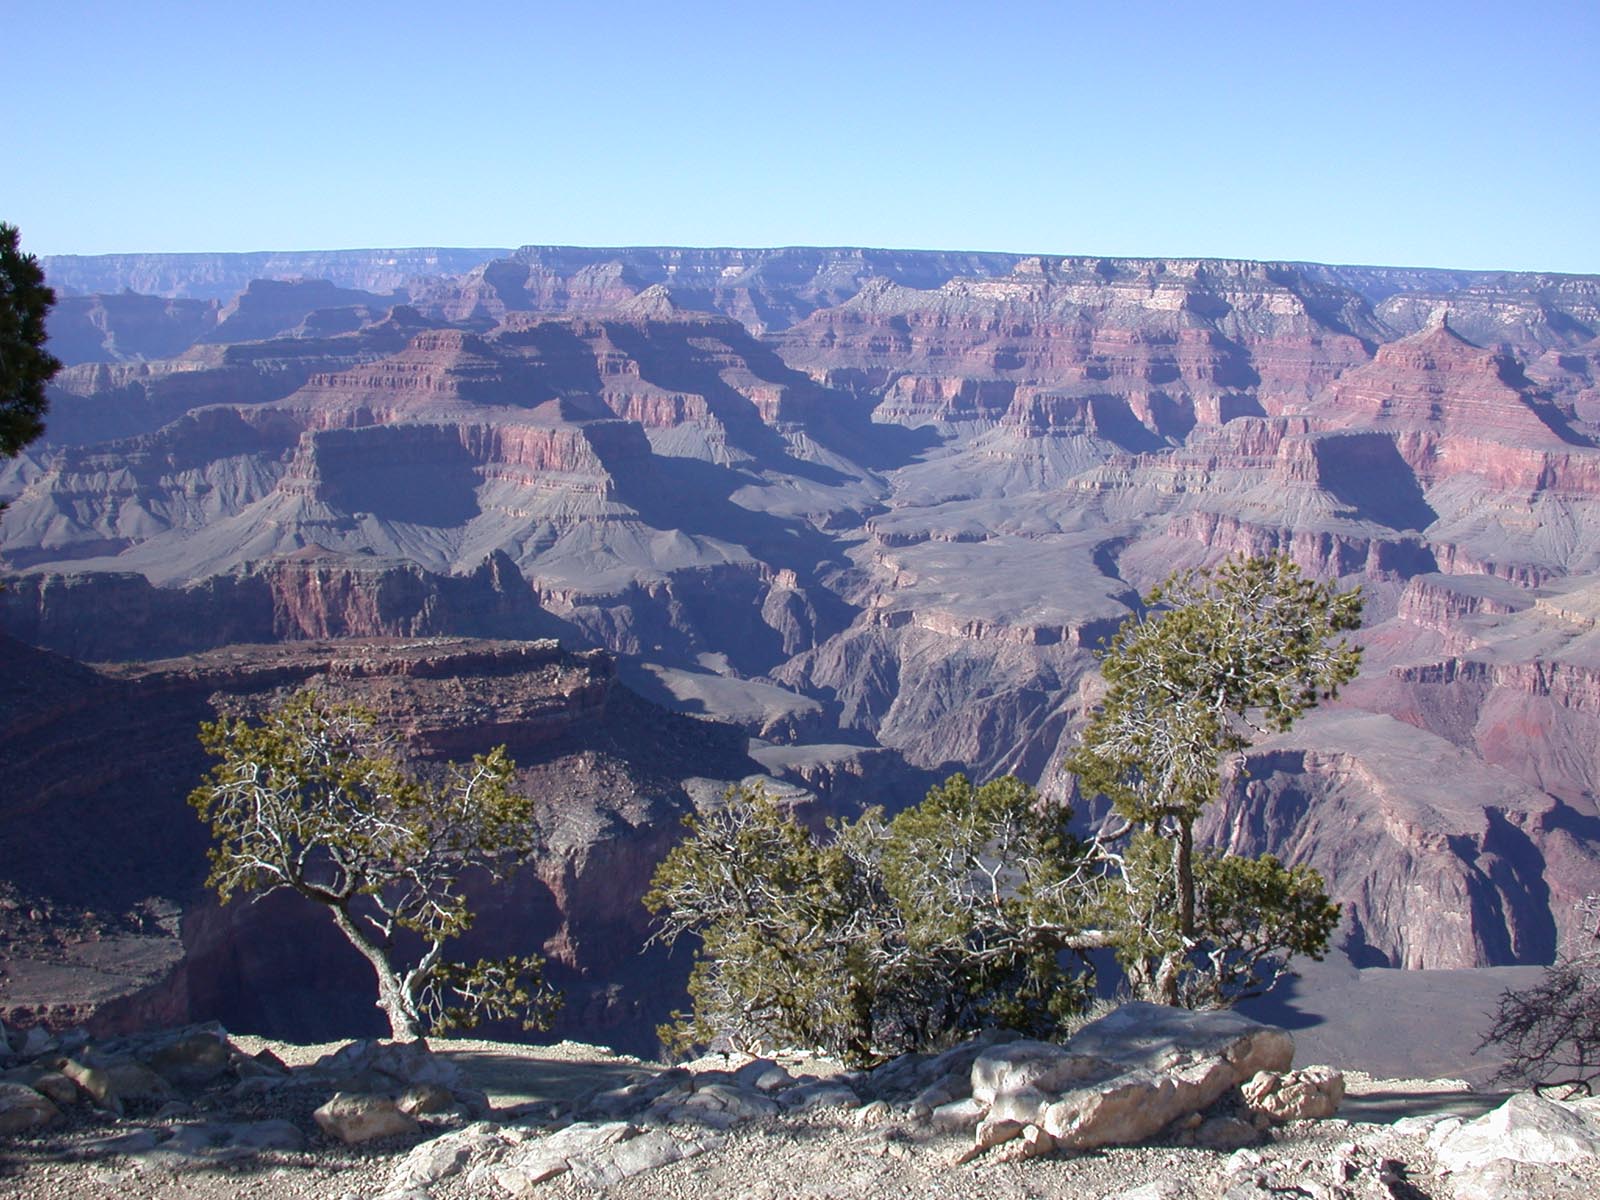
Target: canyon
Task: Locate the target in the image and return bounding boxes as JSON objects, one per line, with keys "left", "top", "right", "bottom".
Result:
{"left": 4, "top": 245, "right": 1600, "bottom": 1054}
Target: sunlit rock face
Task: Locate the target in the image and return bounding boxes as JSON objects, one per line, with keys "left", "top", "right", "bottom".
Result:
{"left": 7, "top": 248, "right": 1600, "bottom": 1042}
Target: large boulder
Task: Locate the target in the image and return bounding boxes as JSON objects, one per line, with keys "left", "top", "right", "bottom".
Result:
{"left": 1063, "top": 1003, "right": 1294, "bottom": 1080}
{"left": 0, "top": 1082, "right": 60, "bottom": 1134}
{"left": 100, "top": 1059, "right": 176, "bottom": 1104}
{"left": 59, "top": 1058, "right": 121, "bottom": 1113}
{"left": 1041, "top": 1058, "right": 1237, "bottom": 1150}
{"left": 309, "top": 1039, "right": 466, "bottom": 1091}
{"left": 1433, "top": 1093, "right": 1600, "bottom": 1173}
{"left": 969, "top": 1003, "right": 1298, "bottom": 1155}
{"left": 2, "top": 1065, "right": 78, "bottom": 1107}
{"left": 1240, "top": 1066, "right": 1344, "bottom": 1123}
{"left": 313, "top": 1091, "right": 422, "bottom": 1143}
{"left": 143, "top": 1029, "right": 233, "bottom": 1087}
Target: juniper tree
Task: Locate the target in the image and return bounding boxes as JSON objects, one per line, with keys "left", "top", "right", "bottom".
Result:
{"left": 644, "top": 786, "right": 886, "bottom": 1063}
{"left": 0, "top": 222, "right": 59, "bottom": 459}
{"left": 649, "top": 555, "right": 1360, "bottom": 1056}
{"left": 1066, "top": 554, "right": 1359, "bottom": 1006}
{"left": 190, "top": 689, "right": 559, "bottom": 1040}
{"left": 645, "top": 776, "right": 1098, "bottom": 1065}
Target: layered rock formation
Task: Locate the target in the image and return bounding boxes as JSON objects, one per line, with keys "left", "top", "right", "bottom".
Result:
{"left": 40, "top": 247, "right": 510, "bottom": 301}
{"left": 47, "top": 292, "right": 220, "bottom": 365}
{"left": 8, "top": 247, "right": 1600, "bottom": 1036}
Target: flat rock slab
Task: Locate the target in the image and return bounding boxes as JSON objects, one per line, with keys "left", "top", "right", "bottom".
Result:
{"left": 496, "top": 1120, "right": 635, "bottom": 1193}
{"left": 115, "top": 1120, "right": 306, "bottom": 1173}
{"left": 971, "top": 1040, "right": 1109, "bottom": 1106}
{"left": 1064, "top": 1002, "right": 1295, "bottom": 1080}
{"left": 385, "top": 1123, "right": 503, "bottom": 1193}
{"left": 568, "top": 1128, "right": 703, "bottom": 1187}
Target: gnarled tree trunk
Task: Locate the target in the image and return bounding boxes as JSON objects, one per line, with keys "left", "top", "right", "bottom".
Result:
{"left": 329, "top": 904, "right": 424, "bottom": 1040}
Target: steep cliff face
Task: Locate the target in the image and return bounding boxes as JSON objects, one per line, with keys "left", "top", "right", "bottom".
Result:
{"left": 35, "top": 309, "right": 447, "bottom": 449}
{"left": 1205, "top": 713, "right": 1600, "bottom": 970}
{"left": 0, "top": 550, "right": 562, "bottom": 660}
{"left": 777, "top": 258, "right": 1382, "bottom": 436}
{"left": 47, "top": 293, "right": 220, "bottom": 364}
{"left": 497, "top": 245, "right": 1030, "bottom": 333}
{"left": 9, "top": 248, "right": 1600, "bottom": 987}
{"left": 198, "top": 278, "right": 401, "bottom": 346}
{"left": 1296, "top": 321, "right": 1594, "bottom": 497}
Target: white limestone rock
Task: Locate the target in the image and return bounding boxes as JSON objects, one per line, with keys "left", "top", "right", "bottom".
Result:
{"left": 930, "top": 1096, "right": 986, "bottom": 1132}
{"left": 1064, "top": 1002, "right": 1294, "bottom": 1081}
{"left": 1241, "top": 1065, "right": 1345, "bottom": 1122}
{"left": 1043, "top": 1058, "right": 1239, "bottom": 1150}
{"left": 1020, "top": 1003, "right": 1296, "bottom": 1152}
{"left": 495, "top": 1120, "right": 634, "bottom": 1194}
{"left": 971, "top": 1040, "right": 1109, "bottom": 1106}
{"left": 567, "top": 1129, "right": 716, "bottom": 1188}
{"left": 384, "top": 1123, "right": 503, "bottom": 1195}
{"left": 1433, "top": 1092, "right": 1600, "bottom": 1173}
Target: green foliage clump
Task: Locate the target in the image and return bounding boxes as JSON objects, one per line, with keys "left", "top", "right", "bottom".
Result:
{"left": 190, "top": 689, "right": 559, "bottom": 1039}
{"left": 645, "top": 777, "right": 1094, "bottom": 1066}
{"left": 1068, "top": 553, "right": 1360, "bottom": 1006}
{"left": 881, "top": 774, "right": 1094, "bottom": 1040}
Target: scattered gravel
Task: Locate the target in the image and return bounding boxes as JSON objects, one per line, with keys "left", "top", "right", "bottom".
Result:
{"left": 2, "top": 1036, "right": 1595, "bottom": 1199}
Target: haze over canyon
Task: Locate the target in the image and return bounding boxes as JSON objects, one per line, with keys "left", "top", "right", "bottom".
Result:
{"left": 5, "top": 244, "right": 1600, "bottom": 1055}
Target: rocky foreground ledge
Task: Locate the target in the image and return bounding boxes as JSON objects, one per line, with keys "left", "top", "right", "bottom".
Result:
{"left": 2, "top": 1005, "right": 1597, "bottom": 1199}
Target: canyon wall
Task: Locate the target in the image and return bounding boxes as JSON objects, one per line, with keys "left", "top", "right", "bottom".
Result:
{"left": 7, "top": 248, "right": 1600, "bottom": 1043}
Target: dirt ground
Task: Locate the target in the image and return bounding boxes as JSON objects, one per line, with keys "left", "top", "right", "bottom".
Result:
{"left": 3, "top": 1032, "right": 1577, "bottom": 1200}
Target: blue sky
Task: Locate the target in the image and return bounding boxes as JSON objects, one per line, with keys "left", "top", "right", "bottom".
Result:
{"left": 6, "top": 1, "right": 1597, "bottom": 272}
